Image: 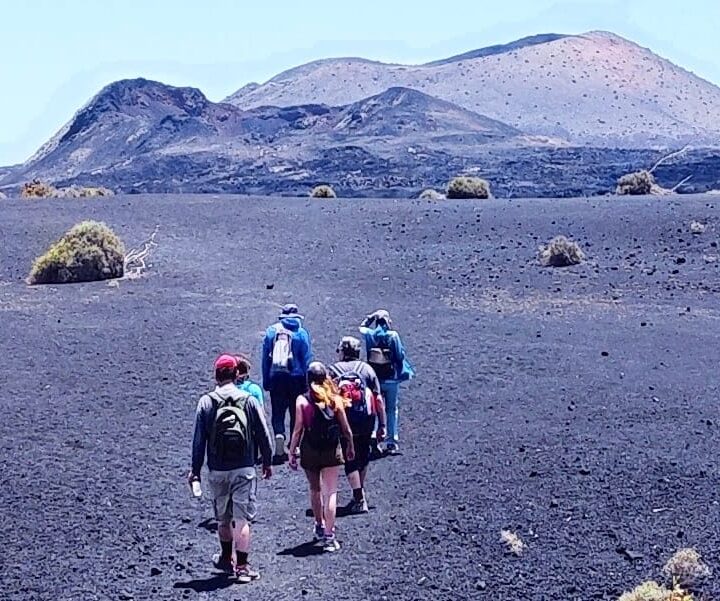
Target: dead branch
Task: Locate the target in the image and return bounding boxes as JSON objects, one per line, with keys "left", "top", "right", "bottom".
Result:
{"left": 649, "top": 145, "right": 690, "bottom": 174}
{"left": 124, "top": 225, "right": 159, "bottom": 278}
{"left": 671, "top": 174, "right": 693, "bottom": 192}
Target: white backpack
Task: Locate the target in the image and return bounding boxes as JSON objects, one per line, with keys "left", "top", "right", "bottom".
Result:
{"left": 270, "top": 324, "right": 294, "bottom": 374}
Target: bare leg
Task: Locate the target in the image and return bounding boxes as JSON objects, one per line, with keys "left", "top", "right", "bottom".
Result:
{"left": 320, "top": 466, "right": 340, "bottom": 535}
{"left": 234, "top": 519, "right": 250, "bottom": 555}
{"left": 359, "top": 467, "right": 368, "bottom": 488}
{"left": 346, "top": 470, "right": 361, "bottom": 491}
{"left": 304, "top": 469, "right": 323, "bottom": 527}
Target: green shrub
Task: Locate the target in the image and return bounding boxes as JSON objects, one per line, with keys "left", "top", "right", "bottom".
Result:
{"left": 310, "top": 184, "right": 337, "bottom": 198}
{"left": 29, "top": 221, "right": 125, "bottom": 285}
{"left": 446, "top": 176, "right": 491, "bottom": 199}
{"left": 616, "top": 170, "right": 655, "bottom": 195}
{"left": 617, "top": 581, "right": 672, "bottom": 601}
{"left": 419, "top": 188, "right": 445, "bottom": 200}
{"left": 539, "top": 235, "right": 585, "bottom": 267}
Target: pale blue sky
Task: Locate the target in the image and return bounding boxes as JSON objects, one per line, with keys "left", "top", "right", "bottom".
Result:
{"left": 1, "top": 0, "right": 718, "bottom": 165}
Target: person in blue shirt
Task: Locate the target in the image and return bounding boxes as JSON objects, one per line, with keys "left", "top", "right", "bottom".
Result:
{"left": 359, "top": 309, "right": 414, "bottom": 455}
{"left": 262, "top": 303, "right": 313, "bottom": 463}
{"left": 234, "top": 354, "right": 264, "bottom": 406}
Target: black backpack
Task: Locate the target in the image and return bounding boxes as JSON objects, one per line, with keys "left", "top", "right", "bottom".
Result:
{"left": 303, "top": 403, "right": 340, "bottom": 450}
{"left": 208, "top": 392, "right": 251, "bottom": 462}
{"left": 367, "top": 337, "right": 395, "bottom": 381}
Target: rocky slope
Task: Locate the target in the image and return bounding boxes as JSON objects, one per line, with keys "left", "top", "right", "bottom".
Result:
{"left": 2, "top": 32, "right": 720, "bottom": 197}
{"left": 226, "top": 31, "right": 720, "bottom": 147}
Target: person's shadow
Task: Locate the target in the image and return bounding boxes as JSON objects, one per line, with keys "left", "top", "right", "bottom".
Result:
{"left": 277, "top": 540, "right": 324, "bottom": 558}
{"left": 173, "top": 574, "right": 234, "bottom": 593}
{"left": 197, "top": 517, "right": 217, "bottom": 533}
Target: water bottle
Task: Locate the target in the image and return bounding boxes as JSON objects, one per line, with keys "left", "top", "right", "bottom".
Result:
{"left": 190, "top": 478, "right": 202, "bottom": 498}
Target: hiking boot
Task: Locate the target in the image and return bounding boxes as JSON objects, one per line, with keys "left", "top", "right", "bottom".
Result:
{"left": 312, "top": 522, "right": 325, "bottom": 542}
{"left": 369, "top": 441, "right": 383, "bottom": 460}
{"left": 235, "top": 564, "right": 260, "bottom": 584}
{"left": 211, "top": 553, "right": 234, "bottom": 574}
{"left": 345, "top": 498, "right": 369, "bottom": 514}
{"left": 322, "top": 535, "right": 340, "bottom": 553}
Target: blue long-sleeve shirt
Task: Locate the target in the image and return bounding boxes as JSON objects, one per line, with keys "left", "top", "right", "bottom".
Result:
{"left": 261, "top": 317, "right": 313, "bottom": 389}
{"left": 191, "top": 383, "right": 273, "bottom": 475}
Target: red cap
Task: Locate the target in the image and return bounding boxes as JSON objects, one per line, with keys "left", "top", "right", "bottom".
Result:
{"left": 214, "top": 354, "right": 237, "bottom": 370}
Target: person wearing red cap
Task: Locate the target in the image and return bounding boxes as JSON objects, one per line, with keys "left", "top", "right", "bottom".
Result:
{"left": 189, "top": 354, "right": 274, "bottom": 583}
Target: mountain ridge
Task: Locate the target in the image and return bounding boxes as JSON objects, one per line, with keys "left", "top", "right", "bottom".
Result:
{"left": 225, "top": 30, "right": 720, "bottom": 147}
{"left": 2, "top": 31, "right": 720, "bottom": 198}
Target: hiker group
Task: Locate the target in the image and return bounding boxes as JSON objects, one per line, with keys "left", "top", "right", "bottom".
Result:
{"left": 189, "top": 305, "right": 414, "bottom": 582}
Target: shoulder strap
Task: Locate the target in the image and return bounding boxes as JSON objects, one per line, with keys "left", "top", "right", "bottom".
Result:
{"left": 328, "top": 363, "right": 342, "bottom": 379}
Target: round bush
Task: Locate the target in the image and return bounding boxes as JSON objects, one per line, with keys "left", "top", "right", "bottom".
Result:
{"left": 29, "top": 221, "right": 125, "bottom": 285}
{"left": 419, "top": 188, "right": 445, "bottom": 200}
{"left": 539, "top": 235, "right": 585, "bottom": 267}
{"left": 616, "top": 170, "right": 655, "bottom": 195}
{"left": 21, "top": 179, "right": 58, "bottom": 198}
{"left": 446, "top": 176, "right": 491, "bottom": 199}
{"left": 310, "top": 184, "right": 337, "bottom": 198}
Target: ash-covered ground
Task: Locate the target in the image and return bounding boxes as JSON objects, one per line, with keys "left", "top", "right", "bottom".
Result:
{"left": 0, "top": 194, "right": 718, "bottom": 601}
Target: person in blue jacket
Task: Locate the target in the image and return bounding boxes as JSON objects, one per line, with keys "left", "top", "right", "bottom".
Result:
{"left": 359, "top": 309, "right": 414, "bottom": 455}
{"left": 234, "top": 354, "right": 264, "bottom": 406}
{"left": 262, "top": 303, "right": 313, "bottom": 463}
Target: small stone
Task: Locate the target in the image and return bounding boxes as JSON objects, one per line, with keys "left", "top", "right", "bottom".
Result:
{"left": 579, "top": 467, "right": 591, "bottom": 475}
{"left": 150, "top": 567, "right": 162, "bottom": 576}
{"left": 266, "top": 283, "right": 274, "bottom": 289}
{"left": 601, "top": 351, "right": 609, "bottom": 357}
{"left": 475, "top": 580, "right": 487, "bottom": 590}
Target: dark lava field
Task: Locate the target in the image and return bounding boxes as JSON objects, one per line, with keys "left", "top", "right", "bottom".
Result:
{"left": 1, "top": 193, "right": 719, "bottom": 601}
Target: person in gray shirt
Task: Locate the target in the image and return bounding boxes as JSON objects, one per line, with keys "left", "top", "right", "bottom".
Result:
{"left": 189, "top": 354, "right": 273, "bottom": 583}
{"left": 329, "top": 337, "right": 387, "bottom": 514}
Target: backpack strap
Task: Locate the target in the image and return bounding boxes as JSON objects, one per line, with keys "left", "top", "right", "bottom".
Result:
{"left": 328, "top": 363, "right": 342, "bottom": 380}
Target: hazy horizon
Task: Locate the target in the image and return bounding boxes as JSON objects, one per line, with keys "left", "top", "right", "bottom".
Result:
{"left": 1, "top": 0, "right": 719, "bottom": 166}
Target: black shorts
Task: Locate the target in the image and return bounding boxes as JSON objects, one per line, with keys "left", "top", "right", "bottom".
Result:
{"left": 343, "top": 434, "right": 372, "bottom": 475}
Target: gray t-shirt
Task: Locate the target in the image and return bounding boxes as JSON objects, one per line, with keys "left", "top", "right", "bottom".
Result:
{"left": 329, "top": 360, "right": 381, "bottom": 396}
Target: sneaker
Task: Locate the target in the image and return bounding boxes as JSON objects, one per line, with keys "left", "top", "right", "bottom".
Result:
{"left": 345, "top": 498, "right": 369, "bottom": 514}
{"left": 313, "top": 522, "right": 325, "bottom": 542}
{"left": 211, "top": 553, "right": 234, "bottom": 574}
{"left": 322, "top": 535, "right": 340, "bottom": 553}
{"left": 385, "top": 442, "right": 400, "bottom": 455}
{"left": 274, "top": 434, "right": 286, "bottom": 456}
{"left": 235, "top": 564, "right": 260, "bottom": 584}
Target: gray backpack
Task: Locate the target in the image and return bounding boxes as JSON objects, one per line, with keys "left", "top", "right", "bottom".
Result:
{"left": 270, "top": 324, "right": 294, "bottom": 375}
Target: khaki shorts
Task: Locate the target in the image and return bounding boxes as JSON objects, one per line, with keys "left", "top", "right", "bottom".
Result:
{"left": 207, "top": 467, "right": 257, "bottom": 524}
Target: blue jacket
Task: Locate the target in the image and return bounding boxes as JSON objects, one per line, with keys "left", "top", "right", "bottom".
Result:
{"left": 262, "top": 317, "right": 313, "bottom": 389}
{"left": 237, "top": 379, "right": 264, "bottom": 406}
{"left": 359, "top": 324, "right": 415, "bottom": 384}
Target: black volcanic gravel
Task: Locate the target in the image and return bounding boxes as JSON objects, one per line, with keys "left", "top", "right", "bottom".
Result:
{"left": 0, "top": 194, "right": 719, "bottom": 601}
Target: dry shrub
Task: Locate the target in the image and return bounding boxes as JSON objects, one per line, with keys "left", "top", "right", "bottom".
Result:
{"left": 21, "top": 179, "right": 58, "bottom": 198}
{"left": 419, "top": 188, "right": 445, "bottom": 200}
{"left": 662, "top": 548, "right": 711, "bottom": 589}
{"left": 617, "top": 170, "right": 655, "bottom": 195}
{"left": 689, "top": 221, "right": 706, "bottom": 235}
{"left": 29, "top": 221, "right": 125, "bottom": 285}
{"left": 500, "top": 530, "right": 526, "bottom": 556}
{"left": 58, "top": 185, "right": 114, "bottom": 198}
{"left": 21, "top": 180, "right": 114, "bottom": 199}
{"left": 447, "top": 176, "right": 491, "bottom": 199}
{"left": 618, "top": 581, "right": 695, "bottom": 601}
{"left": 310, "top": 184, "right": 337, "bottom": 198}
{"left": 539, "top": 235, "right": 585, "bottom": 267}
